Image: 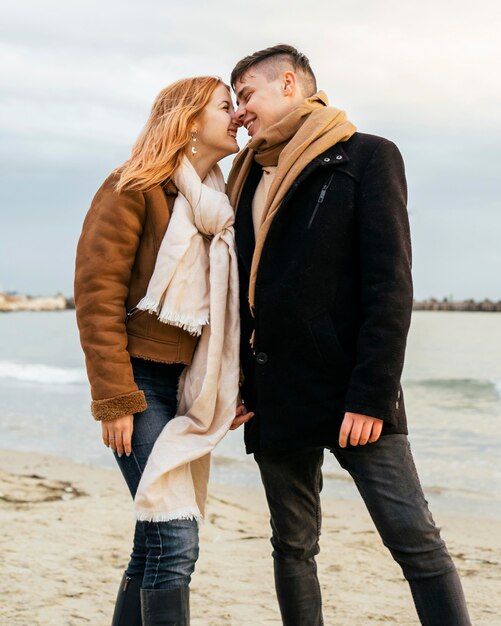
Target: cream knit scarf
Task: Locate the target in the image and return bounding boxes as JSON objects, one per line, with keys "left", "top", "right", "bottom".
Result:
{"left": 227, "top": 91, "right": 356, "bottom": 312}
{"left": 133, "top": 156, "right": 240, "bottom": 522}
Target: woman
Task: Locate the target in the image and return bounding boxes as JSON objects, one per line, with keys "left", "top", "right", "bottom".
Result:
{"left": 74, "top": 76, "right": 253, "bottom": 626}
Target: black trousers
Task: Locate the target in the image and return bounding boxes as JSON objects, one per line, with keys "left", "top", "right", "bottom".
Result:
{"left": 255, "top": 435, "right": 471, "bottom": 626}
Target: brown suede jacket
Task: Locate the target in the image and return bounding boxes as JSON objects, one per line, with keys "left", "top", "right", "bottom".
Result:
{"left": 74, "top": 172, "right": 198, "bottom": 422}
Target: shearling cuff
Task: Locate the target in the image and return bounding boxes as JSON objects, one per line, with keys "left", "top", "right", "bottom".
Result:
{"left": 91, "top": 390, "right": 147, "bottom": 422}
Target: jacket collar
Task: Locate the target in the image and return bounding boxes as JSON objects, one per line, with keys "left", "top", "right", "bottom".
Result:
{"left": 294, "top": 142, "right": 351, "bottom": 184}
{"left": 314, "top": 142, "right": 350, "bottom": 167}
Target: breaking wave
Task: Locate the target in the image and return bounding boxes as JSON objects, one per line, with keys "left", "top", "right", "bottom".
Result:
{"left": 404, "top": 377, "right": 501, "bottom": 400}
{"left": 0, "top": 361, "right": 86, "bottom": 385}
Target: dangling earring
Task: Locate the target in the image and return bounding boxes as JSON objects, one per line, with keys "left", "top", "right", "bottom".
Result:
{"left": 191, "top": 130, "right": 198, "bottom": 155}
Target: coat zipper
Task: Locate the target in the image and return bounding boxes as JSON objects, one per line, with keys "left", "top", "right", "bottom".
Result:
{"left": 307, "top": 173, "right": 334, "bottom": 229}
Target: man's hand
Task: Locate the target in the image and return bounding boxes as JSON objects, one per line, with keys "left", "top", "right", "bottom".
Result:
{"left": 339, "top": 412, "right": 383, "bottom": 448}
{"left": 230, "top": 403, "right": 254, "bottom": 431}
{"left": 102, "top": 414, "right": 134, "bottom": 457}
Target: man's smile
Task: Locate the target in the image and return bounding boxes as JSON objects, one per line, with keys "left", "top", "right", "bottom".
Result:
{"left": 244, "top": 117, "right": 256, "bottom": 135}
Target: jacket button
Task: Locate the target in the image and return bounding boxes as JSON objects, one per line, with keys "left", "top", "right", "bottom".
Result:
{"left": 256, "top": 352, "right": 268, "bottom": 365}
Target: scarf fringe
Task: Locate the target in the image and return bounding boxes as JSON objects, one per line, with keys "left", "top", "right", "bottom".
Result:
{"left": 157, "top": 311, "right": 207, "bottom": 336}
{"left": 137, "top": 297, "right": 207, "bottom": 336}
{"left": 136, "top": 295, "right": 161, "bottom": 314}
{"left": 135, "top": 507, "right": 203, "bottom": 523}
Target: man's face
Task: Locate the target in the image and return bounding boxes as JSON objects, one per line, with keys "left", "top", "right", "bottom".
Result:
{"left": 235, "top": 69, "right": 294, "bottom": 139}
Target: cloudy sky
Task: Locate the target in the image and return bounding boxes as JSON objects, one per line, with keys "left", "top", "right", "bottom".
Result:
{"left": 1, "top": 0, "right": 499, "bottom": 300}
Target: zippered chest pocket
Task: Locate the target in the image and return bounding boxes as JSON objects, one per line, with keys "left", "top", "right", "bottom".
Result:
{"left": 307, "top": 173, "right": 335, "bottom": 230}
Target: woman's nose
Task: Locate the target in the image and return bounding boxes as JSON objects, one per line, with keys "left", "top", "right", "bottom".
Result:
{"left": 235, "top": 104, "right": 245, "bottom": 126}
{"left": 229, "top": 109, "right": 242, "bottom": 130}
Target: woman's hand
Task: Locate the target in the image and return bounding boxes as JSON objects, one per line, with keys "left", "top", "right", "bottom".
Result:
{"left": 229, "top": 403, "right": 254, "bottom": 431}
{"left": 102, "top": 414, "right": 134, "bottom": 457}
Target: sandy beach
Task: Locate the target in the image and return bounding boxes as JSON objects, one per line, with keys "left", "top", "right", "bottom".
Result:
{"left": 0, "top": 448, "right": 499, "bottom": 625}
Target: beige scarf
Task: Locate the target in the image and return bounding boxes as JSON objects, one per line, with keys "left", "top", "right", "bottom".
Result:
{"left": 133, "top": 156, "right": 240, "bottom": 522}
{"left": 227, "top": 91, "right": 356, "bottom": 311}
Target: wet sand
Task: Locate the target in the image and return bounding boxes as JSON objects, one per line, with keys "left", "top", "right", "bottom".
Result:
{"left": 0, "top": 448, "right": 499, "bottom": 625}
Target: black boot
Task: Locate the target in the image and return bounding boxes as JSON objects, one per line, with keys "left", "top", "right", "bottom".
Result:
{"left": 111, "top": 571, "right": 143, "bottom": 625}
{"left": 140, "top": 587, "right": 190, "bottom": 626}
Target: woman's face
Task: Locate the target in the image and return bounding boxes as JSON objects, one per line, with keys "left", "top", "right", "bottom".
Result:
{"left": 195, "top": 84, "right": 240, "bottom": 160}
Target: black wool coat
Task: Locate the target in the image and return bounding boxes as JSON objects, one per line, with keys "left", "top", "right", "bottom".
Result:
{"left": 235, "top": 132, "right": 413, "bottom": 454}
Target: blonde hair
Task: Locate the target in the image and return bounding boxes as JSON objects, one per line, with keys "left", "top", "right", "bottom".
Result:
{"left": 115, "top": 76, "right": 224, "bottom": 192}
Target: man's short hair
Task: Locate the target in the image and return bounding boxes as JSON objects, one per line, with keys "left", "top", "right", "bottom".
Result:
{"left": 230, "top": 44, "right": 317, "bottom": 97}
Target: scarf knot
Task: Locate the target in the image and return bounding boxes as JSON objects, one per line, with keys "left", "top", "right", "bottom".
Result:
{"left": 175, "top": 164, "right": 235, "bottom": 237}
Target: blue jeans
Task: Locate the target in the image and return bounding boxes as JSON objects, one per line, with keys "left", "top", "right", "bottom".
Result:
{"left": 113, "top": 357, "right": 199, "bottom": 590}
{"left": 255, "top": 435, "right": 471, "bottom": 626}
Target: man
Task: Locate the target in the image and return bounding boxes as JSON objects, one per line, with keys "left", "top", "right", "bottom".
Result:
{"left": 227, "top": 44, "right": 471, "bottom": 626}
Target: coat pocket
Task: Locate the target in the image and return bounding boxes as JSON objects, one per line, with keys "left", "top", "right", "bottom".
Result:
{"left": 307, "top": 311, "right": 348, "bottom": 371}
{"left": 125, "top": 306, "right": 149, "bottom": 336}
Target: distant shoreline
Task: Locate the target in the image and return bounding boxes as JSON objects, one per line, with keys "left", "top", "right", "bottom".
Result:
{"left": 1, "top": 294, "right": 500, "bottom": 312}
{"left": 412, "top": 298, "right": 501, "bottom": 312}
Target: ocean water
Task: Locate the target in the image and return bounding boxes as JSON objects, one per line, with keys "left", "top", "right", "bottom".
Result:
{"left": 1, "top": 310, "right": 500, "bottom": 520}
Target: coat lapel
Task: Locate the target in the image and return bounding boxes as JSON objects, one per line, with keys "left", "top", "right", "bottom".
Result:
{"left": 234, "top": 160, "right": 261, "bottom": 278}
